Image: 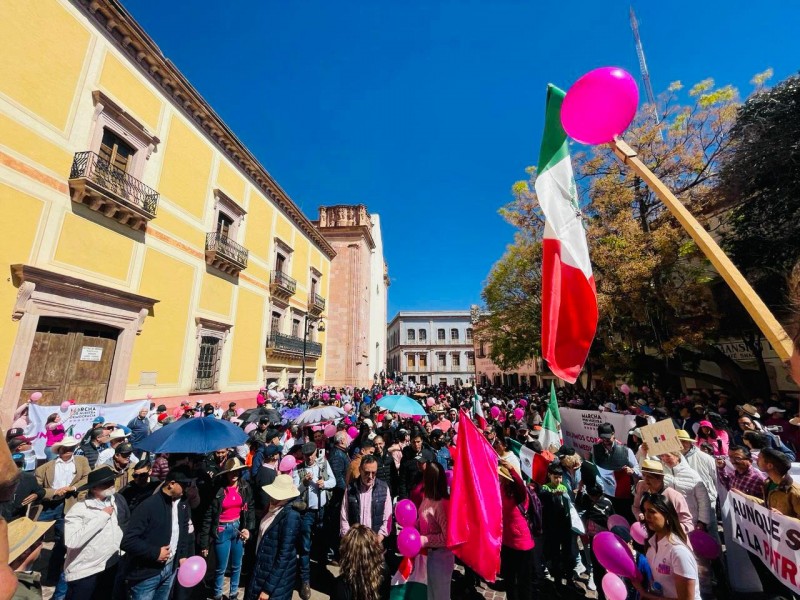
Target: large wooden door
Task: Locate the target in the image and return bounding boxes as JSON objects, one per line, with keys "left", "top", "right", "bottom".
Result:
{"left": 20, "top": 318, "right": 118, "bottom": 407}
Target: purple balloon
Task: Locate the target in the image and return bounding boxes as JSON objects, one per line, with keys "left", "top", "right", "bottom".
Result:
{"left": 177, "top": 555, "right": 207, "bottom": 587}
{"left": 395, "top": 499, "right": 418, "bottom": 528}
{"left": 561, "top": 67, "right": 639, "bottom": 145}
{"left": 592, "top": 531, "right": 636, "bottom": 579}
{"left": 398, "top": 527, "right": 422, "bottom": 558}
{"left": 513, "top": 408, "right": 524, "bottom": 420}
{"left": 688, "top": 529, "right": 721, "bottom": 560}
{"left": 489, "top": 406, "right": 501, "bottom": 419}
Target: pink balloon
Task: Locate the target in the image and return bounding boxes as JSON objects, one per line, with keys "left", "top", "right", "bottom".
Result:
{"left": 29, "top": 392, "right": 42, "bottom": 402}
{"left": 279, "top": 455, "right": 297, "bottom": 473}
{"left": 347, "top": 426, "right": 359, "bottom": 438}
{"left": 630, "top": 522, "right": 647, "bottom": 545}
{"left": 561, "top": 67, "right": 639, "bottom": 145}
{"left": 513, "top": 408, "right": 524, "bottom": 420}
{"left": 343, "top": 403, "right": 352, "bottom": 413}
{"left": 620, "top": 384, "right": 631, "bottom": 396}
{"left": 445, "top": 469, "right": 454, "bottom": 487}
{"left": 490, "top": 406, "right": 500, "bottom": 419}
{"left": 236, "top": 407, "right": 245, "bottom": 416}
{"left": 177, "top": 555, "right": 207, "bottom": 587}
{"left": 592, "top": 532, "right": 636, "bottom": 579}
{"left": 518, "top": 399, "right": 528, "bottom": 408}
{"left": 688, "top": 529, "right": 721, "bottom": 560}
{"left": 602, "top": 573, "right": 628, "bottom": 600}
{"left": 60, "top": 401, "right": 70, "bottom": 412}
{"left": 322, "top": 393, "right": 330, "bottom": 401}
{"left": 395, "top": 499, "right": 418, "bottom": 528}
{"left": 397, "top": 527, "right": 422, "bottom": 558}
{"left": 607, "top": 515, "right": 630, "bottom": 531}
{"left": 335, "top": 394, "right": 341, "bottom": 401}
{"left": 426, "top": 398, "right": 435, "bottom": 407}
{"left": 324, "top": 424, "right": 337, "bottom": 438}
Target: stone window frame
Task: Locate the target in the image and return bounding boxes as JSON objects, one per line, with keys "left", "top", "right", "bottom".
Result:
{"left": 269, "top": 305, "right": 286, "bottom": 335}
{"left": 418, "top": 329, "right": 427, "bottom": 341}
{"left": 273, "top": 238, "right": 294, "bottom": 274}
{"left": 88, "top": 90, "right": 160, "bottom": 180}
{"left": 191, "top": 317, "right": 231, "bottom": 393}
{"left": 436, "top": 352, "right": 447, "bottom": 367}
{"left": 309, "top": 267, "right": 322, "bottom": 299}
{"left": 407, "top": 329, "right": 416, "bottom": 342}
{"left": 451, "top": 352, "right": 461, "bottom": 367}
{"left": 212, "top": 189, "right": 246, "bottom": 242}
{"left": 450, "top": 328, "right": 460, "bottom": 341}
{"left": 437, "top": 328, "right": 446, "bottom": 341}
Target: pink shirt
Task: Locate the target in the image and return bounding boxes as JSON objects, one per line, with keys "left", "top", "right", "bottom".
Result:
{"left": 219, "top": 485, "right": 242, "bottom": 522}
{"left": 419, "top": 498, "right": 449, "bottom": 548}
{"left": 340, "top": 482, "right": 392, "bottom": 538}
{"left": 46, "top": 424, "right": 65, "bottom": 447}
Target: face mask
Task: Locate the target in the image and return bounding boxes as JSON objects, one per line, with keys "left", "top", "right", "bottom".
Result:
{"left": 100, "top": 487, "right": 115, "bottom": 499}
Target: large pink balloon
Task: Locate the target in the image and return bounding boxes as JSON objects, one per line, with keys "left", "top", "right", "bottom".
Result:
{"left": 688, "top": 529, "right": 721, "bottom": 560}
{"left": 279, "top": 455, "right": 297, "bottom": 473}
{"left": 561, "top": 67, "right": 639, "bottom": 145}
{"left": 395, "top": 499, "right": 418, "bottom": 528}
{"left": 602, "top": 573, "right": 628, "bottom": 600}
{"left": 426, "top": 398, "right": 435, "bottom": 407}
{"left": 630, "top": 522, "right": 647, "bottom": 545}
{"left": 347, "top": 426, "right": 359, "bottom": 439}
{"left": 607, "top": 514, "right": 630, "bottom": 531}
{"left": 398, "top": 527, "right": 422, "bottom": 558}
{"left": 343, "top": 403, "right": 352, "bottom": 413}
{"left": 490, "top": 406, "right": 501, "bottom": 419}
{"left": 513, "top": 408, "right": 524, "bottom": 420}
{"left": 177, "top": 555, "right": 207, "bottom": 587}
{"left": 324, "top": 424, "right": 337, "bottom": 438}
{"left": 29, "top": 392, "right": 42, "bottom": 402}
{"left": 592, "top": 531, "right": 636, "bottom": 579}
{"left": 60, "top": 401, "right": 70, "bottom": 412}
{"left": 518, "top": 399, "right": 528, "bottom": 408}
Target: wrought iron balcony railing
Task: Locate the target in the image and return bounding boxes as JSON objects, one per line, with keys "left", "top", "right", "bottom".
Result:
{"left": 266, "top": 332, "right": 321, "bottom": 357}
{"left": 205, "top": 231, "right": 249, "bottom": 272}
{"left": 270, "top": 271, "right": 297, "bottom": 296}
{"left": 309, "top": 293, "right": 326, "bottom": 313}
{"left": 68, "top": 151, "right": 159, "bottom": 230}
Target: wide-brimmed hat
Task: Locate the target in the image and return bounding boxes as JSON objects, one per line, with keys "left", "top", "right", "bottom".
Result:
{"left": 8, "top": 517, "right": 54, "bottom": 563}
{"left": 676, "top": 429, "right": 693, "bottom": 442}
{"left": 736, "top": 404, "right": 760, "bottom": 419}
{"left": 51, "top": 436, "right": 80, "bottom": 454}
{"left": 641, "top": 459, "right": 664, "bottom": 475}
{"left": 498, "top": 465, "right": 513, "bottom": 482}
{"left": 262, "top": 474, "right": 299, "bottom": 501}
{"left": 77, "top": 466, "right": 120, "bottom": 492}
{"left": 767, "top": 407, "right": 786, "bottom": 415}
{"left": 214, "top": 457, "right": 248, "bottom": 477}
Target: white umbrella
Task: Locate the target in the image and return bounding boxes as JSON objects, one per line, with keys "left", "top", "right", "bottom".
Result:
{"left": 293, "top": 405, "right": 346, "bottom": 425}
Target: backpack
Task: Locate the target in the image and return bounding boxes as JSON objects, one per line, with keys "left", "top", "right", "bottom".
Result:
{"left": 520, "top": 483, "right": 544, "bottom": 537}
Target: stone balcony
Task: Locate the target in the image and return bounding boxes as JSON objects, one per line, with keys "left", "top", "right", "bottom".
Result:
{"left": 205, "top": 231, "right": 249, "bottom": 276}
{"left": 270, "top": 271, "right": 296, "bottom": 299}
{"left": 308, "top": 293, "right": 325, "bottom": 316}
{"left": 266, "top": 332, "right": 321, "bottom": 358}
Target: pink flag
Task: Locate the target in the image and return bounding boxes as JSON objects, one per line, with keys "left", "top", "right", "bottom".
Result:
{"left": 446, "top": 410, "right": 502, "bottom": 582}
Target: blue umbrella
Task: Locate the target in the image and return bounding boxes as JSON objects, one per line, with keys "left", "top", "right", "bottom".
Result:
{"left": 376, "top": 395, "right": 427, "bottom": 416}
{"left": 280, "top": 407, "right": 304, "bottom": 422}
{"left": 135, "top": 417, "right": 247, "bottom": 454}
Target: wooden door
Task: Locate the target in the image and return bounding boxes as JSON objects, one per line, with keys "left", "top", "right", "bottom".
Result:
{"left": 20, "top": 319, "right": 118, "bottom": 407}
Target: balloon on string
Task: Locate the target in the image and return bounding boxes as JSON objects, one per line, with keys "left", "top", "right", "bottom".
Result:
{"left": 324, "top": 424, "right": 337, "bottom": 438}
{"left": 29, "top": 392, "right": 42, "bottom": 402}
{"left": 60, "top": 401, "right": 70, "bottom": 412}
{"left": 395, "top": 499, "right": 418, "bottom": 528}
{"left": 688, "top": 529, "right": 721, "bottom": 560}
{"left": 630, "top": 521, "right": 647, "bottom": 545}
{"left": 490, "top": 406, "right": 500, "bottom": 419}
{"left": 397, "top": 527, "right": 422, "bottom": 558}
{"left": 177, "top": 556, "right": 207, "bottom": 587}
{"left": 607, "top": 515, "right": 630, "bottom": 531}
{"left": 518, "top": 399, "right": 528, "bottom": 408}
{"left": 347, "top": 426, "right": 359, "bottom": 438}
{"left": 592, "top": 531, "right": 636, "bottom": 579}
{"left": 561, "top": 67, "right": 639, "bottom": 145}
{"left": 602, "top": 573, "right": 628, "bottom": 600}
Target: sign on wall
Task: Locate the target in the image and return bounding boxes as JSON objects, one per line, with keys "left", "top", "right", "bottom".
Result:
{"left": 79, "top": 346, "right": 103, "bottom": 361}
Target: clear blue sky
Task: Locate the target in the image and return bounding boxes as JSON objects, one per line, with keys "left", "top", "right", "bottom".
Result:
{"left": 126, "top": 1, "right": 799, "bottom": 317}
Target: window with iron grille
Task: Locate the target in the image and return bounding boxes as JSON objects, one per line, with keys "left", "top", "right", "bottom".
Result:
{"left": 419, "top": 329, "right": 427, "bottom": 341}
{"left": 407, "top": 329, "right": 415, "bottom": 341}
{"left": 451, "top": 328, "right": 459, "bottom": 341}
{"left": 194, "top": 336, "right": 221, "bottom": 391}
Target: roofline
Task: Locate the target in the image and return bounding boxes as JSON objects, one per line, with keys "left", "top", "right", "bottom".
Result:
{"left": 388, "top": 310, "right": 474, "bottom": 326}
{"left": 77, "top": 0, "right": 336, "bottom": 260}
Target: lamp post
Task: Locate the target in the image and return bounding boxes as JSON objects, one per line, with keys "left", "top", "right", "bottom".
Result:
{"left": 301, "top": 315, "right": 325, "bottom": 390}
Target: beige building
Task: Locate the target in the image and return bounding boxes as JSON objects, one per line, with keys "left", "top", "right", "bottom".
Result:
{"left": 316, "top": 205, "right": 388, "bottom": 388}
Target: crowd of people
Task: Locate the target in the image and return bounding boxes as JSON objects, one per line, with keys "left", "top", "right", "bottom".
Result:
{"left": 0, "top": 332, "right": 798, "bottom": 600}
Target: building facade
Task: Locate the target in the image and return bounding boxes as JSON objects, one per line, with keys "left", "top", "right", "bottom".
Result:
{"left": 316, "top": 206, "right": 388, "bottom": 388}
{"left": 0, "top": 0, "right": 337, "bottom": 424}
{"left": 387, "top": 311, "right": 476, "bottom": 386}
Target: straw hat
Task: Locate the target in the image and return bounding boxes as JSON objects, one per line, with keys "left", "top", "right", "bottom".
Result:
{"left": 8, "top": 517, "right": 54, "bottom": 563}
{"left": 676, "top": 429, "right": 693, "bottom": 442}
{"left": 498, "top": 465, "right": 514, "bottom": 482}
{"left": 641, "top": 459, "right": 664, "bottom": 475}
{"left": 736, "top": 404, "right": 761, "bottom": 419}
{"left": 214, "top": 457, "right": 248, "bottom": 477}
{"left": 262, "top": 474, "right": 300, "bottom": 501}
{"left": 51, "top": 436, "right": 80, "bottom": 454}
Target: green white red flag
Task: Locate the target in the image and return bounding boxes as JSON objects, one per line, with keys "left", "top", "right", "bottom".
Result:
{"left": 539, "top": 382, "right": 562, "bottom": 452}
{"left": 534, "top": 85, "right": 598, "bottom": 383}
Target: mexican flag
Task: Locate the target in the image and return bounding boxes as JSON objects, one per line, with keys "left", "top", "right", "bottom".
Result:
{"left": 534, "top": 85, "right": 598, "bottom": 384}
{"left": 539, "top": 382, "right": 562, "bottom": 453}
{"left": 508, "top": 438, "right": 554, "bottom": 485}
{"left": 390, "top": 555, "right": 427, "bottom": 600}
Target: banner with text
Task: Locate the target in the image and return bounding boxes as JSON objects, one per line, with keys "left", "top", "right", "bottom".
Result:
{"left": 728, "top": 489, "right": 800, "bottom": 596}
{"left": 559, "top": 408, "right": 636, "bottom": 459}
{"left": 28, "top": 400, "right": 148, "bottom": 459}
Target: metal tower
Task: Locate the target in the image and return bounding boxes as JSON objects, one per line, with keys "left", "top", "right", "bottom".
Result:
{"left": 630, "top": 6, "right": 663, "bottom": 139}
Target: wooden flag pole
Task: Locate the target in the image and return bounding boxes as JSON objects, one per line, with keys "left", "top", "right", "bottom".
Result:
{"left": 611, "top": 137, "right": 794, "bottom": 361}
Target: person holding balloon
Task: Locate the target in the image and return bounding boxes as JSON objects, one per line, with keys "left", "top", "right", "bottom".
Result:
{"left": 418, "top": 462, "right": 453, "bottom": 600}
{"left": 633, "top": 494, "right": 702, "bottom": 600}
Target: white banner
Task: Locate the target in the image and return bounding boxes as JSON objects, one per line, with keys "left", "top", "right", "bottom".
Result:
{"left": 559, "top": 408, "right": 636, "bottom": 459}
{"left": 28, "top": 400, "right": 148, "bottom": 459}
{"left": 728, "top": 489, "right": 800, "bottom": 595}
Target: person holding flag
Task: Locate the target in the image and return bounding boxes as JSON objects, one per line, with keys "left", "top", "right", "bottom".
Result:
{"left": 538, "top": 383, "right": 562, "bottom": 453}
{"left": 590, "top": 423, "right": 641, "bottom": 520}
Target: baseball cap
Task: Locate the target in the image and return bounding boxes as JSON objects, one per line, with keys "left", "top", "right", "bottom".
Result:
{"left": 8, "top": 438, "right": 31, "bottom": 451}
{"left": 598, "top": 423, "right": 615, "bottom": 439}
{"left": 115, "top": 442, "right": 134, "bottom": 456}
{"left": 5, "top": 428, "right": 31, "bottom": 442}
{"left": 301, "top": 442, "right": 317, "bottom": 455}
{"left": 92, "top": 416, "right": 105, "bottom": 425}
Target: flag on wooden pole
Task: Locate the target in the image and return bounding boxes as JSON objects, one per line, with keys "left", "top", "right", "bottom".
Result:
{"left": 539, "top": 382, "right": 562, "bottom": 452}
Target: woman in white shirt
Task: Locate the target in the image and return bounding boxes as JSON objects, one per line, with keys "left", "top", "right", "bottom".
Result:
{"left": 493, "top": 434, "right": 521, "bottom": 475}
{"left": 634, "top": 493, "right": 701, "bottom": 600}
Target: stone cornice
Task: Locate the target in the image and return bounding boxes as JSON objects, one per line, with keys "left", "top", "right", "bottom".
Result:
{"left": 76, "top": 0, "right": 336, "bottom": 260}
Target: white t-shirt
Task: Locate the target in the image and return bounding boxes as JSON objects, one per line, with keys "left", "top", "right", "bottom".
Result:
{"left": 646, "top": 534, "right": 701, "bottom": 600}
{"left": 500, "top": 451, "right": 521, "bottom": 475}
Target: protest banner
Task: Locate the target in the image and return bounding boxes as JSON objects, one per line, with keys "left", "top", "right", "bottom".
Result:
{"left": 638, "top": 419, "right": 682, "bottom": 455}
{"left": 559, "top": 408, "right": 636, "bottom": 459}
{"left": 28, "top": 400, "right": 148, "bottom": 459}
{"left": 728, "top": 489, "right": 800, "bottom": 595}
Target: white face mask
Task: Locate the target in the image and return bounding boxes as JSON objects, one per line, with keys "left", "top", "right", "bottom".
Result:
{"left": 99, "top": 487, "right": 115, "bottom": 499}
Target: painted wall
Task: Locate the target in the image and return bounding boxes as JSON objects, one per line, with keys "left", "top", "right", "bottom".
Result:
{"left": 367, "top": 215, "right": 388, "bottom": 380}
{"left": 0, "top": 0, "right": 332, "bottom": 416}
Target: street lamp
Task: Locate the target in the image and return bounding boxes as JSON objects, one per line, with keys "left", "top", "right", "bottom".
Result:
{"left": 301, "top": 315, "right": 325, "bottom": 390}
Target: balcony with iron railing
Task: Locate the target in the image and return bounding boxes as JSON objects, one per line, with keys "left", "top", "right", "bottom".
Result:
{"left": 266, "top": 332, "right": 321, "bottom": 357}
{"left": 270, "top": 271, "right": 297, "bottom": 299}
{"left": 205, "top": 231, "right": 249, "bottom": 275}
{"left": 308, "top": 293, "right": 326, "bottom": 315}
{"left": 68, "top": 151, "right": 159, "bottom": 231}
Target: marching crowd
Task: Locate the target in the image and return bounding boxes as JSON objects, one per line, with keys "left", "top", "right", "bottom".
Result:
{"left": 0, "top": 327, "right": 798, "bottom": 600}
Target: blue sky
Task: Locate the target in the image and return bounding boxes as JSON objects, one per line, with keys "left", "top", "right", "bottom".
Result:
{"left": 126, "top": 1, "right": 799, "bottom": 317}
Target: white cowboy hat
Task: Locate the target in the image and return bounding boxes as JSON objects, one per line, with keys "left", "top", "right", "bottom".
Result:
{"left": 262, "top": 474, "right": 299, "bottom": 501}
{"left": 109, "top": 429, "right": 128, "bottom": 441}
{"left": 51, "top": 436, "right": 80, "bottom": 454}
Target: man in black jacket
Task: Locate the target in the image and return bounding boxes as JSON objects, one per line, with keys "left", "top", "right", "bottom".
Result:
{"left": 75, "top": 427, "right": 110, "bottom": 469}
{"left": 0, "top": 452, "right": 45, "bottom": 521}
{"left": 121, "top": 466, "right": 193, "bottom": 600}
{"left": 398, "top": 434, "right": 435, "bottom": 499}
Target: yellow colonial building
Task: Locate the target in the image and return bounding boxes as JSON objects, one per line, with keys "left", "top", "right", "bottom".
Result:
{"left": 0, "top": 0, "right": 335, "bottom": 422}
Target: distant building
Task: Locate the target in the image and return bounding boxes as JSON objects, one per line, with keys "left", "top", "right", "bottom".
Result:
{"left": 473, "top": 337, "right": 542, "bottom": 389}
{"left": 387, "top": 311, "right": 476, "bottom": 386}
{"left": 316, "top": 206, "right": 389, "bottom": 388}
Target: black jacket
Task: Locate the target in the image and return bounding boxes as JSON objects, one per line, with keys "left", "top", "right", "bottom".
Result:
{"left": 254, "top": 466, "right": 278, "bottom": 511}
{"left": 398, "top": 447, "right": 435, "bottom": 499}
{"left": 373, "top": 449, "right": 393, "bottom": 485}
{"left": 199, "top": 479, "right": 255, "bottom": 549}
{"left": 120, "top": 489, "right": 192, "bottom": 583}
{"left": 0, "top": 470, "right": 44, "bottom": 521}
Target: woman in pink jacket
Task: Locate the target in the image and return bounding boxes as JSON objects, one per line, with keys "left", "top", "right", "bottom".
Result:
{"left": 419, "top": 462, "right": 453, "bottom": 600}
{"left": 499, "top": 459, "right": 535, "bottom": 600}
{"left": 44, "top": 413, "right": 65, "bottom": 461}
{"left": 695, "top": 420, "right": 729, "bottom": 456}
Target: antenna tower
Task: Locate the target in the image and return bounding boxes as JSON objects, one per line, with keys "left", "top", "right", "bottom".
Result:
{"left": 630, "top": 6, "right": 663, "bottom": 139}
